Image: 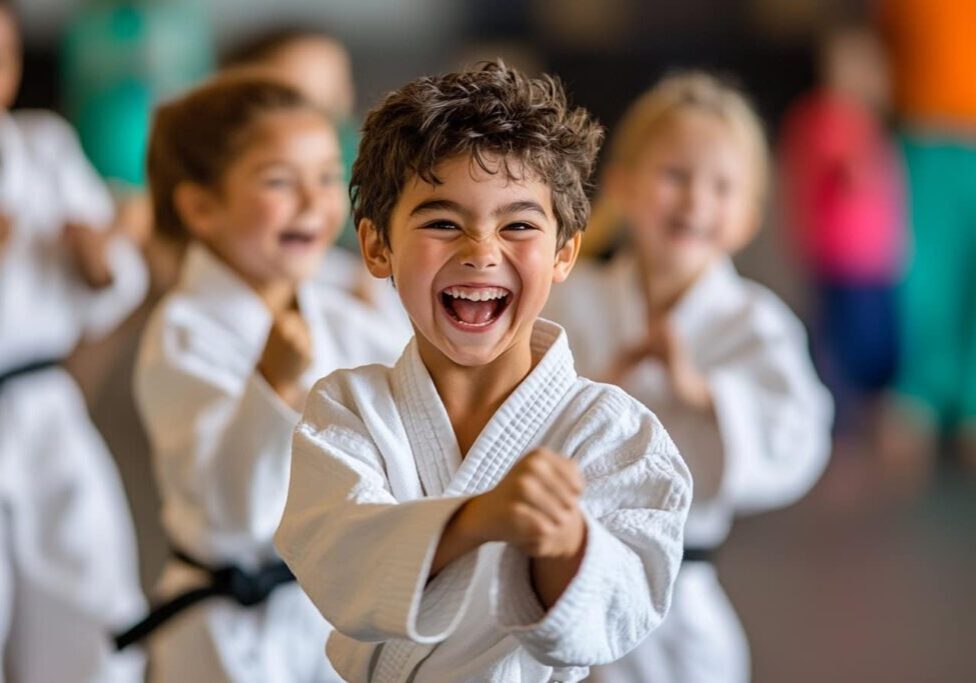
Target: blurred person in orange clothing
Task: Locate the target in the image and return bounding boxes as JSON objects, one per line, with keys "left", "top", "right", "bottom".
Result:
{"left": 877, "top": 0, "right": 976, "bottom": 475}
{"left": 779, "top": 23, "right": 906, "bottom": 445}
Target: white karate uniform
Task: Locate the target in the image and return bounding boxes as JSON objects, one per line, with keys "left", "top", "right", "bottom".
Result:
{"left": 318, "top": 247, "right": 410, "bottom": 331}
{"left": 545, "top": 255, "right": 833, "bottom": 683}
{"left": 0, "top": 110, "right": 148, "bottom": 683}
{"left": 135, "top": 243, "right": 410, "bottom": 682}
{"left": 275, "top": 319, "right": 693, "bottom": 683}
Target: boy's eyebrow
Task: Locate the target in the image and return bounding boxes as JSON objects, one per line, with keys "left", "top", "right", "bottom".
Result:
{"left": 408, "top": 199, "right": 549, "bottom": 218}
{"left": 493, "top": 200, "right": 548, "bottom": 218}
{"left": 409, "top": 199, "right": 466, "bottom": 217}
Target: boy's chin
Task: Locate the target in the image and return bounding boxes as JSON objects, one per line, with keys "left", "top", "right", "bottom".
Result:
{"left": 418, "top": 328, "right": 513, "bottom": 369}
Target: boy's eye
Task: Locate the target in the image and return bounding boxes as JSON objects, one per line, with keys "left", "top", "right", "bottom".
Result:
{"left": 421, "top": 220, "right": 459, "bottom": 231}
{"left": 502, "top": 222, "right": 536, "bottom": 233}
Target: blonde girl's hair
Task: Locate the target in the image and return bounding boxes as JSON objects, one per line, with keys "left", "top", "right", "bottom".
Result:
{"left": 585, "top": 71, "right": 769, "bottom": 256}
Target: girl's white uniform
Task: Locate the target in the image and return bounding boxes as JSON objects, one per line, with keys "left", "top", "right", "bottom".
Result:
{"left": 135, "top": 243, "right": 410, "bottom": 682}
{"left": 0, "top": 111, "right": 148, "bottom": 683}
{"left": 546, "top": 255, "right": 833, "bottom": 683}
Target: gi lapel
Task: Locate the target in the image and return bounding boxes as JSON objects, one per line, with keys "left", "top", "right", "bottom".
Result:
{"left": 394, "top": 320, "right": 578, "bottom": 499}
{"left": 443, "top": 320, "right": 578, "bottom": 496}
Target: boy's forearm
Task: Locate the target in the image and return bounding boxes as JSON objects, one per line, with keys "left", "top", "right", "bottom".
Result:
{"left": 529, "top": 526, "right": 587, "bottom": 609}
{"left": 430, "top": 497, "right": 486, "bottom": 578}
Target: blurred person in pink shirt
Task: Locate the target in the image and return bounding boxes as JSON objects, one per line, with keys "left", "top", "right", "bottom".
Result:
{"left": 779, "top": 23, "right": 906, "bottom": 447}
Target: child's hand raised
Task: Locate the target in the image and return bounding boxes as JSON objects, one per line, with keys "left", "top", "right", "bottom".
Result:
{"left": 0, "top": 213, "right": 11, "bottom": 256}
{"left": 651, "top": 321, "right": 713, "bottom": 412}
{"left": 609, "top": 318, "right": 713, "bottom": 413}
{"left": 258, "top": 310, "right": 313, "bottom": 410}
{"left": 63, "top": 222, "right": 114, "bottom": 289}
{"left": 466, "top": 448, "right": 586, "bottom": 558}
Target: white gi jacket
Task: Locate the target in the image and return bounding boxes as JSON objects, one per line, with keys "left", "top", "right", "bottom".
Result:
{"left": 275, "top": 319, "right": 693, "bottom": 683}
{"left": 135, "top": 243, "right": 409, "bottom": 682}
{"left": 0, "top": 110, "right": 148, "bottom": 683}
{"left": 545, "top": 255, "right": 833, "bottom": 683}
{"left": 318, "top": 247, "right": 410, "bottom": 332}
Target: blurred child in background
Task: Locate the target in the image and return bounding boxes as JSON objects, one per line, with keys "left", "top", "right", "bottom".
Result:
{"left": 125, "top": 75, "right": 408, "bottom": 681}
{"left": 0, "top": 1, "right": 147, "bottom": 680}
{"left": 779, "top": 24, "right": 905, "bottom": 445}
{"left": 221, "top": 27, "right": 398, "bottom": 315}
{"left": 546, "top": 72, "right": 833, "bottom": 683}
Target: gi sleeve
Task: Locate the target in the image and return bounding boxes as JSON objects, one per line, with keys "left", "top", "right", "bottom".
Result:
{"left": 275, "top": 372, "right": 481, "bottom": 644}
{"left": 708, "top": 298, "right": 833, "bottom": 512}
{"left": 27, "top": 113, "right": 149, "bottom": 341}
{"left": 134, "top": 306, "right": 299, "bottom": 553}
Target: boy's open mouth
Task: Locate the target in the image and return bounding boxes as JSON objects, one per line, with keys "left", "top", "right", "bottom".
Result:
{"left": 439, "top": 285, "right": 513, "bottom": 328}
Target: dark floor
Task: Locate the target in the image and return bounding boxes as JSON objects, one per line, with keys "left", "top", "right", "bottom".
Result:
{"left": 718, "top": 456, "right": 976, "bottom": 683}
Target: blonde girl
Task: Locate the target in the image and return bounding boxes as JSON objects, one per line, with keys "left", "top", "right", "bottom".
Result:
{"left": 547, "top": 72, "right": 833, "bottom": 683}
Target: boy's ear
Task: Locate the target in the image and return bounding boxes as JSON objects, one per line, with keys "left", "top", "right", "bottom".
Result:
{"left": 358, "top": 218, "right": 393, "bottom": 278}
{"left": 173, "top": 182, "right": 220, "bottom": 240}
{"left": 552, "top": 231, "right": 582, "bottom": 284}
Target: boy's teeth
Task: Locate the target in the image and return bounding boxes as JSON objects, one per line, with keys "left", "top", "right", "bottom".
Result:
{"left": 444, "top": 286, "right": 508, "bottom": 302}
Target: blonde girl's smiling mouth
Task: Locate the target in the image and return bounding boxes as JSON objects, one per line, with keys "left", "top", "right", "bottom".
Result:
{"left": 438, "top": 283, "right": 514, "bottom": 331}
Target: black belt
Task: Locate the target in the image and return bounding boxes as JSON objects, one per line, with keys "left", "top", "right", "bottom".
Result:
{"left": 112, "top": 549, "right": 296, "bottom": 651}
{"left": 682, "top": 546, "right": 717, "bottom": 563}
{"left": 0, "top": 358, "right": 61, "bottom": 390}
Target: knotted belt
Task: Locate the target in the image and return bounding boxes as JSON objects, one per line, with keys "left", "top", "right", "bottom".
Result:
{"left": 113, "top": 549, "right": 296, "bottom": 650}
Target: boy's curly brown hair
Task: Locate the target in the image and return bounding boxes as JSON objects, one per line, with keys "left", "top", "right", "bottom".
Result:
{"left": 351, "top": 61, "right": 604, "bottom": 247}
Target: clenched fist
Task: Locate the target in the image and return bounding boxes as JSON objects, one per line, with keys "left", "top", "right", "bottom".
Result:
{"left": 0, "top": 213, "right": 11, "bottom": 256}
{"left": 464, "top": 448, "right": 586, "bottom": 558}
{"left": 258, "top": 309, "right": 312, "bottom": 410}
{"left": 64, "top": 222, "right": 114, "bottom": 289}
{"left": 608, "top": 317, "right": 712, "bottom": 412}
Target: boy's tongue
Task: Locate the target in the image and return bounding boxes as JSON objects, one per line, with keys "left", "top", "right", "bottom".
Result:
{"left": 450, "top": 298, "right": 498, "bottom": 325}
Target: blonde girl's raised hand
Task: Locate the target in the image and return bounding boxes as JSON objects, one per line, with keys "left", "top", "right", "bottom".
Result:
{"left": 652, "top": 321, "right": 713, "bottom": 413}
{"left": 63, "top": 221, "right": 114, "bottom": 289}
{"left": 607, "top": 317, "right": 712, "bottom": 413}
{"left": 258, "top": 309, "right": 313, "bottom": 410}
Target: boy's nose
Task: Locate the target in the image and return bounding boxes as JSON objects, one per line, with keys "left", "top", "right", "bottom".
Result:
{"left": 459, "top": 234, "right": 500, "bottom": 269}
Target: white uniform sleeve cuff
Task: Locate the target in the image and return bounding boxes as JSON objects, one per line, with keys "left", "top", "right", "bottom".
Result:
{"left": 492, "top": 511, "right": 613, "bottom": 647}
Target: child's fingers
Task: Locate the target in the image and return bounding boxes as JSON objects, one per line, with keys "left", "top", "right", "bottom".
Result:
{"left": 550, "top": 457, "right": 585, "bottom": 496}
{"left": 510, "top": 503, "right": 556, "bottom": 555}
{"left": 515, "top": 475, "right": 570, "bottom": 526}
{"left": 530, "top": 448, "right": 584, "bottom": 496}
